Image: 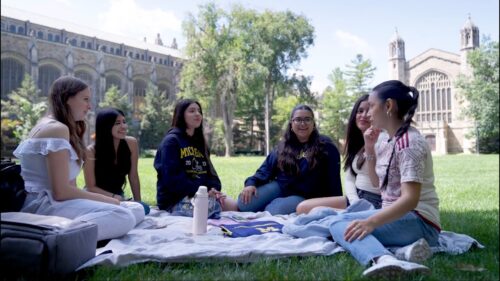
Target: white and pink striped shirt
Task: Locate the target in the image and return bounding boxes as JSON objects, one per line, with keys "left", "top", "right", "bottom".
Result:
{"left": 375, "top": 127, "right": 441, "bottom": 230}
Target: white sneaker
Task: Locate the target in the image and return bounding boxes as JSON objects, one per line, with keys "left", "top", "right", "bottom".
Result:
{"left": 395, "top": 238, "right": 433, "bottom": 263}
{"left": 362, "top": 256, "right": 430, "bottom": 279}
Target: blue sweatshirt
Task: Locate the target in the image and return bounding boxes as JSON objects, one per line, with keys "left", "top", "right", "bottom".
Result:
{"left": 154, "top": 128, "right": 221, "bottom": 210}
{"left": 244, "top": 135, "right": 342, "bottom": 199}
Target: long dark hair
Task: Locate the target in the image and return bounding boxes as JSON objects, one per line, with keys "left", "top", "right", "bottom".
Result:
{"left": 372, "top": 80, "right": 419, "bottom": 189}
{"left": 277, "top": 104, "right": 325, "bottom": 175}
{"left": 94, "top": 108, "right": 131, "bottom": 189}
{"left": 171, "top": 99, "right": 217, "bottom": 176}
{"left": 49, "top": 76, "right": 88, "bottom": 163}
{"left": 343, "top": 94, "right": 369, "bottom": 175}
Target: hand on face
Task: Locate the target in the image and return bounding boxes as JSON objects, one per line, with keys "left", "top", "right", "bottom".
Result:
{"left": 363, "top": 126, "right": 381, "bottom": 150}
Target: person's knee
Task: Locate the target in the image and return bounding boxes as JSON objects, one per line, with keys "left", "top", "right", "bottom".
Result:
{"left": 237, "top": 199, "right": 254, "bottom": 212}
{"left": 265, "top": 198, "right": 298, "bottom": 215}
{"left": 296, "top": 201, "right": 311, "bottom": 215}
{"left": 114, "top": 207, "right": 137, "bottom": 231}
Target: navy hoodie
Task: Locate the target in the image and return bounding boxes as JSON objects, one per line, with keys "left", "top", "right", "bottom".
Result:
{"left": 155, "top": 128, "right": 221, "bottom": 210}
{"left": 244, "top": 135, "right": 342, "bottom": 198}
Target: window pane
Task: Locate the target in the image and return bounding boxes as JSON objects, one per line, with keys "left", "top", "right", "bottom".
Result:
{"left": 1, "top": 58, "right": 25, "bottom": 99}
{"left": 38, "top": 65, "right": 61, "bottom": 96}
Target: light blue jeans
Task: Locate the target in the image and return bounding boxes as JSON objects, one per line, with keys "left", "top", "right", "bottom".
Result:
{"left": 329, "top": 209, "right": 439, "bottom": 266}
{"left": 237, "top": 181, "right": 305, "bottom": 215}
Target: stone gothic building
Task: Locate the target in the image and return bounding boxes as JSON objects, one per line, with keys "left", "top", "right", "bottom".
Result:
{"left": 1, "top": 6, "right": 184, "bottom": 145}
{"left": 388, "top": 16, "right": 480, "bottom": 154}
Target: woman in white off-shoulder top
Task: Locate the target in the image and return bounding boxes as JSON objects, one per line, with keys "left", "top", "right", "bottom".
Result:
{"left": 13, "top": 76, "right": 143, "bottom": 241}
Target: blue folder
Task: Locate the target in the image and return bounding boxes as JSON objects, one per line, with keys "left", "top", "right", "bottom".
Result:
{"left": 220, "top": 220, "right": 283, "bottom": 238}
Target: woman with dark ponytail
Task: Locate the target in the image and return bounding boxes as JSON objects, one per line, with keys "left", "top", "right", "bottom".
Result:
{"left": 328, "top": 80, "right": 441, "bottom": 278}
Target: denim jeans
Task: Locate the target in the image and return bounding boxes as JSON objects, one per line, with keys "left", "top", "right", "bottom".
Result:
{"left": 237, "top": 181, "right": 305, "bottom": 215}
{"left": 329, "top": 209, "right": 440, "bottom": 266}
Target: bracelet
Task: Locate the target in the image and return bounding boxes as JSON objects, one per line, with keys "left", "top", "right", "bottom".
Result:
{"left": 364, "top": 153, "right": 376, "bottom": 161}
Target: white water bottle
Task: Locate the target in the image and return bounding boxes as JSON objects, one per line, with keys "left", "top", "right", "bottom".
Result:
{"left": 192, "top": 186, "right": 209, "bottom": 235}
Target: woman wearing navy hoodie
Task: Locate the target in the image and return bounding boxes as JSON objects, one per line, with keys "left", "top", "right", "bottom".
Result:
{"left": 154, "top": 99, "right": 237, "bottom": 214}
{"left": 238, "top": 104, "right": 343, "bottom": 215}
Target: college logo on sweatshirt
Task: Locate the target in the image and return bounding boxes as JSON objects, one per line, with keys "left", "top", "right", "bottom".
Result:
{"left": 181, "top": 146, "right": 207, "bottom": 175}
{"left": 180, "top": 146, "right": 204, "bottom": 158}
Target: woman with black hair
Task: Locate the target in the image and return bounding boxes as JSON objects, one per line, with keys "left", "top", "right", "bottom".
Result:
{"left": 296, "top": 95, "right": 382, "bottom": 214}
{"left": 83, "top": 108, "right": 149, "bottom": 214}
{"left": 154, "top": 99, "right": 237, "bottom": 215}
{"left": 238, "top": 104, "right": 342, "bottom": 215}
{"left": 329, "top": 80, "right": 440, "bottom": 278}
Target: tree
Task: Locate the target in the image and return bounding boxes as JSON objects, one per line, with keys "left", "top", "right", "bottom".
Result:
{"left": 456, "top": 38, "right": 499, "bottom": 153}
{"left": 139, "top": 84, "right": 173, "bottom": 150}
{"left": 252, "top": 10, "right": 314, "bottom": 154}
{"left": 99, "top": 85, "right": 132, "bottom": 114}
{"left": 319, "top": 68, "right": 352, "bottom": 146}
{"left": 181, "top": 3, "right": 241, "bottom": 157}
{"left": 344, "top": 54, "right": 376, "bottom": 97}
{"left": 180, "top": 4, "right": 314, "bottom": 155}
{"left": 1, "top": 74, "right": 47, "bottom": 143}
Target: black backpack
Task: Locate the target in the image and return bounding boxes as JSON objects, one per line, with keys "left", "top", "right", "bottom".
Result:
{"left": 0, "top": 159, "right": 26, "bottom": 212}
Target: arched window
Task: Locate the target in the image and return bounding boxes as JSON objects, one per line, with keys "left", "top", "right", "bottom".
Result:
{"left": 447, "top": 88, "right": 452, "bottom": 111}
{"left": 9, "top": 25, "right": 16, "bottom": 33}
{"left": 105, "top": 75, "right": 121, "bottom": 91}
{"left": 75, "top": 70, "right": 94, "bottom": 91}
{"left": 80, "top": 41, "right": 86, "bottom": 48}
{"left": 133, "top": 80, "right": 147, "bottom": 115}
{"left": 38, "top": 65, "right": 61, "bottom": 96}
{"left": 37, "top": 31, "right": 43, "bottom": 39}
{"left": 70, "top": 39, "right": 77, "bottom": 46}
{"left": 17, "top": 26, "right": 24, "bottom": 34}
{"left": 87, "top": 42, "right": 92, "bottom": 49}
{"left": 1, "top": 58, "right": 25, "bottom": 99}
{"left": 425, "top": 135, "right": 436, "bottom": 151}
{"left": 48, "top": 33, "right": 53, "bottom": 41}
{"left": 158, "top": 83, "right": 169, "bottom": 98}
{"left": 415, "top": 71, "right": 452, "bottom": 124}
{"left": 54, "top": 35, "right": 60, "bottom": 42}
{"left": 436, "top": 89, "right": 441, "bottom": 111}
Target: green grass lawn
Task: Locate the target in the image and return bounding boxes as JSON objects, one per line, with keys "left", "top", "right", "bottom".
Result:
{"left": 77, "top": 154, "right": 499, "bottom": 281}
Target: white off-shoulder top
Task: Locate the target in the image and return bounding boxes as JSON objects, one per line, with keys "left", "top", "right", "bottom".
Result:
{"left": 13, "top": 138, "right": 81, "bottom": 192}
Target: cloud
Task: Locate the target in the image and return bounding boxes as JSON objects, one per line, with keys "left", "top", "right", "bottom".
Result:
{"left": 334, "top": 30, "right": 374, "bottom": 57}
{"left": 98, "top": 0, "right": 182, "bottom": 43}
{"left": 53, "top": 0, "right": 71, "bottom": 6}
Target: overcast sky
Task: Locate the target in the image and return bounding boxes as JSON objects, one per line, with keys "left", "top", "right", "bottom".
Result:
{"left": 2, "top": 0, "right": 499, "bottom": 93}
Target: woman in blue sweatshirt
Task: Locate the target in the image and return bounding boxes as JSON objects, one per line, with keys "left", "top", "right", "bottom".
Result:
{"left": 154, "top": 99, "right": 237, "bottom": 214}
{"left": 238, "top": 104, "right": 343, "bottom": 215}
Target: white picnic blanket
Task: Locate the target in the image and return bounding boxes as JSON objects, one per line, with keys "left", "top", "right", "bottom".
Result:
{"left": 78, "top": 207, "right": 484, "bottom": 270}
{"left": 78, "top": 209, "right": 342, "bottom": 269}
